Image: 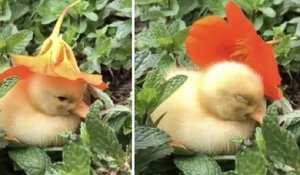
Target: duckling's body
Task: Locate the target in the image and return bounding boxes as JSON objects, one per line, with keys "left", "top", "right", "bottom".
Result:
{"left": 151, "top": 62, "right": 265, "bottom": 154}
{"left": 0, "top": 74, "right": 85, "bottom": 146}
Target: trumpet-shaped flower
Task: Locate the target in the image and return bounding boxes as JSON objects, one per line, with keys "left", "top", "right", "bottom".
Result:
{"left": 185, "top": 1, "right": 282, "bottom": 99}
{"left": 0, "top": 0, "right": 107, "bottom": 90}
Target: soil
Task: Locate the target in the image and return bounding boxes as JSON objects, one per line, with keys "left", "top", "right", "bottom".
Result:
{"left": 280, "top": 68, "right": 300, "bottom": 109}
{"left": 102, "top": 68, "right": 132, "bottom": 105}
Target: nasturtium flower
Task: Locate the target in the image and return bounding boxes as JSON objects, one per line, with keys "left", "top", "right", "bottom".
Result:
{"left": 0, "top": 0, "right": 107, "bottom": 90}
{"left": 185, "top": 1, "right": 282, "bottom": 99}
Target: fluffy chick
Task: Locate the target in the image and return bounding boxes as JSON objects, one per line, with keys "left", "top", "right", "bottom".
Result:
{"left": 0, "top": 74, "right": 87, "bottom": 146}
{"left": 151, "top": 61, "right": 265, "bottom": 154}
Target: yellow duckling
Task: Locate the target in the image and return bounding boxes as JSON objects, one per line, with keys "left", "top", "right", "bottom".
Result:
{"left": 151, "top": 61, "right": 265, "bottom": 154}
{"left": 0, "top": 74, "right": 88, "bottom": 146}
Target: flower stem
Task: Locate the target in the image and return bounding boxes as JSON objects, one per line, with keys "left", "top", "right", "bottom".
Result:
{"left": 266, "top": 38, "right": 282, "bottom": 45}
{"left": 50, "top": 0, "right": 80, "bottom": 38}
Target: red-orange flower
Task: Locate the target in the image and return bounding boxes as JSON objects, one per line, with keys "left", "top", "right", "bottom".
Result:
{"left": 0, "top": 1, "right": 107, "bottom": 90}
{"left": 185, "top": 1, "right": 282, "bottom": 99}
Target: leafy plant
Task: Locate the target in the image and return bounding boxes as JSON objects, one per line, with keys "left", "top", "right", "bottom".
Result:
{"left": 135, "top": 0, "right": 300, "bottom": 174}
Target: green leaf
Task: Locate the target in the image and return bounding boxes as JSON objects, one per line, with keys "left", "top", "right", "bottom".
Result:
{"left": 0, "top": 128, "right": 8, "bottom": 149}
{"left": 109, "top": 0, "right": 131, "bottom": 14}
{"left": 254, "top": 15, "right": 264, "bottom": 30}
{"left": 159, "top": 75, "right": 187, "bottom": 104}
{"left": 135, "top": 126, "right": 171, "bottom": 150}
{"left": 174, "top": 155, "right": 222, "bottom": 175}
{"left": 1, "top": 24, "right": 17, "bottom": 39}
{"left": 204, "top": 0, "right": 226, "bottom": 16}
{"left": 95, "top": 37, "right": 112, "bottom": 57}
{"left": 0, "top": 77, "right": 19, "bottom": 98}
{"left": 6, "top": 30, "right": 33, "bottom": 54}
{"left": 258, "top": 7, "right": 276, "bottom": 17}
{"left": 9, "top": 147, "right": 51, "bottom": 175}
{"left": 273, "top": 0, "right": 284, "bottom": 5}
{"left": 10, "top": 3, "right": 29, "bottom": 22}
{"left": 63, "top": 26, "right": 77, "bottom": 45}
{"left": 151, "top": 21, "right": 173, "bottom": 48}
{"left": 236, "top": 148, "right": 267, "bottom": 175}
{"left": 161, "top": 0, "right": 179, "bottom": 17}
{"left": 86, "top": 101, "right": 125, "bottom": 163}
{"left": 0, "top": 1, "right": 11, "bottom": 21}
{"left": 136, "top": 88, "right": 160, "bottom": 113}
{"left": 262, "top": 105, "right": 300, "bottom": 171}
{"left": 143, "top": 69, "right": 165, "bottom": 89}
{"left": 135, "top": 0, "right": 164, "bottom": 5}
{"left": 176, "top": 0, "right": 198, "bottom": 18}
{"left": 173, "top": 28, "right": 189, "bottom": 50}
{"left": 135, "top": 143, "right": 173, "bottom": 172}
{"left": 61, "top": 143, "right": 91, "bottom": 175}
{"left": 295, "top": 23, "right": 300, "bottom": 37}
{"left": 135, "top": 52, "right": 162, "bottom": 79}
{"left": 222, "top": 171, "right": 237, "bottom": 175}
{"left": 96, "top": 0, "right": 109, "bottom": 10}
{"left": 137, "top": 20, "right": 173, "bottom": 49}
{"left": 83, "top": 12, "right": 98, "bottom": 21}
{"left": 255, "top": 128, "right": 267, "bottom": 154}
{"left": 136, "top": 30, "right": 159, "bottom": 49}
{"left": 109, "top": 20, "right": 132, "bottom": 39}
{"left": 169, "top": 19, "right": 186, "bottom": 36}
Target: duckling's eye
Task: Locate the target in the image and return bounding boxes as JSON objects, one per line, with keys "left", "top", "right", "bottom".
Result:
{"left": 57, "top": 96, "right": 68, "bottom": 101}
{"left": 234, "top": 94, "right": 249, "bottom": 105}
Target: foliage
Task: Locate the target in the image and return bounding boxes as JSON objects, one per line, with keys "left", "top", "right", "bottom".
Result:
{"left": 135, "top": 0, "right": 300, "bottom": 174}
{"left": 0, "top": 0, "right": 131, "bottom": 174}
{"left": 0, "top": 0, "right": 132, "bottom": 72}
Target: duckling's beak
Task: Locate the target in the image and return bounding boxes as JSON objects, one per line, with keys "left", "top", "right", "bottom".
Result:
{"left": 249, "top": 104, "right": 266, "bottom": 124}
{"left": 73, "top": 101, "right": 90, "bottom": 118}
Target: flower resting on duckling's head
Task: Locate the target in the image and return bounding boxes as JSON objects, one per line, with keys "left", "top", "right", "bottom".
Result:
{"left": 0, "top": 0, "right": 108, "bottom": 90}
{"left": 185, "top": 1, "right": 282, "bottom": 100}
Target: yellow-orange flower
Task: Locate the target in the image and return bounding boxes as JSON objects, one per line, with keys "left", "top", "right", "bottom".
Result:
{"left": 0, "top": 0, "right": 107, "bottom": 90}
{"left": 185, "top": 1, "right": 282, "bottom": 99}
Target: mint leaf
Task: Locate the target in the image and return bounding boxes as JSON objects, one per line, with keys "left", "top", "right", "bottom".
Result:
{"left": 258, "top": 7, "right": 276, "bottom": 17}
{"left": 62, "top": 143, "right": 91, "bottom": 175}
{"left": 136, "top": 143, "right": 173, "bottom": 172}
{"left": 174, "top": 155, "right": 222, "bottom": 175}
{"left": 0, "top": 77, "right": 19, "bottom": 98}
{"left": 86, "top": 101, "right": 125, "bottom": 164}
{"left": 262, "top": 105, "right": 300, "bottom": 171}
{"left": 135, "top": 126, "right": 171, "bottom": 150}
{"left": 143, "top": 69, "right": 165, "bottom": 89}
{"left": 236, "top": 148, "right": 267, "bottom": 175}
{"left": 9, "top": 147, "right": 51, "bottom": 175}
{"left": 0, "top": 128, "right": 8, "bottom": 149}
{"left": 135, "top": 52, "right": 162, "bottom": 79}
{"left": 6, "top": 30, "right": 33, "bottom": 54}
{"left": 0, "top": 1, "right": 11, "bottom": 21}
{"left": 158, "top": 74, "right": 187, "bottom": 104}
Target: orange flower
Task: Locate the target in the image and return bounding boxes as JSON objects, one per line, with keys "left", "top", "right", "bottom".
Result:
{"left": 0, "top": 1, "right": 107, "bottom": 90}
{"left": 185, "top": 1, "right": 282, "bottom": 99}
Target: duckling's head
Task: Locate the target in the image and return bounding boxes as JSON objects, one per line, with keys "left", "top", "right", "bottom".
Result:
{"left": 199, "top": 61, "right": 265, "bottom": 123}
{"left": 26, "top": 74, "right": 84, "bottom": 116}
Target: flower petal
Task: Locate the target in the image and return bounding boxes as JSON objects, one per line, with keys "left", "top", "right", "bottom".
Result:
{"left": 80, "top": 72, "right": 108, "bottom": 90}
{"left": 245, "top": 36, "right": 282, "bottom": 99}
{"left": 226, "top": 1, "right": 256, "bottom": 37}
{"left": 52, "top": 47, "right": 81, "bottom": 79}
{"left": 0, "top": 65, "right": 32, "bottom": 81}
{"left": 12, "top": 55, "right": 49, "bottom": 73}
{"left": 185, "top": 16, "right": 235, "bottom": 67}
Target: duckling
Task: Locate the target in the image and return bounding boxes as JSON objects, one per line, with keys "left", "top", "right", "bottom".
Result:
{"left": 151, "top": 61, "right": 266, "bottom": 154}
{"left": 0, "top": 74, "right": 89, "bottom": 146}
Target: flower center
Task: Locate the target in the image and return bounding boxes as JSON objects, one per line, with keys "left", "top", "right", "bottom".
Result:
{"left": 230, "top": 39, "right": 249, "bottom": 62}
